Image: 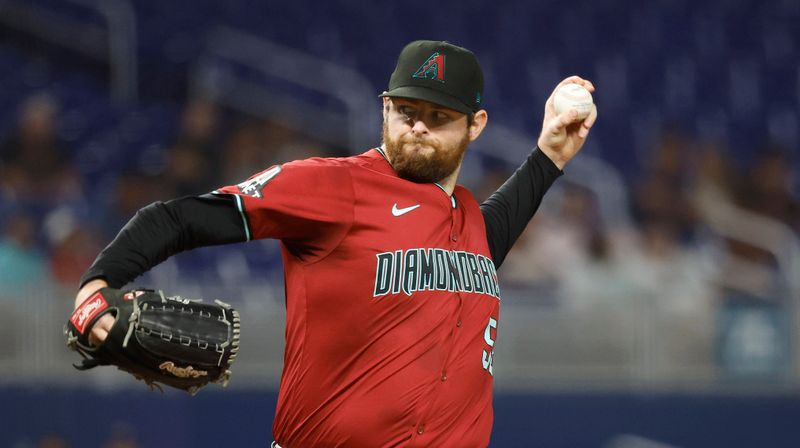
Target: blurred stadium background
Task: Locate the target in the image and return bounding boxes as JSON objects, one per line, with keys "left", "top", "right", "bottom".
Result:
{"left": 1, "top": 0, "right": 799, "bottom": 446}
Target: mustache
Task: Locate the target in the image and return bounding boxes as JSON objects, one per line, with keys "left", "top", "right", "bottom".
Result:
{"left": 400, "top": 135, "right": 436, "bottom": 146}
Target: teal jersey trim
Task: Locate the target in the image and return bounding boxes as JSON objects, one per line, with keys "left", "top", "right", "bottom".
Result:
{"left": 433, "top": 182, "right": 457, "bottom": 209}
{"left": 233, "top": 194, "right": 251, "bottom": 241}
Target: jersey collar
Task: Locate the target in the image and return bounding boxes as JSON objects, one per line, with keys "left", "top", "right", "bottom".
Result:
{"left": 374, "top": 146, "right": 389, "bottom": 161}
{"left": 369, "top": 147, "right": 458, "bottom": 209}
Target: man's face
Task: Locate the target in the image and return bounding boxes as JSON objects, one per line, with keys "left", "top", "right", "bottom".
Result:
{"left": 382, "top": 98, "right": 470, "bottom": 184}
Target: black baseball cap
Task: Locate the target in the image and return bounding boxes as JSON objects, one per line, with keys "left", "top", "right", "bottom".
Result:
{"left": 380, "top": 40, "right": 484, "bottom": 114}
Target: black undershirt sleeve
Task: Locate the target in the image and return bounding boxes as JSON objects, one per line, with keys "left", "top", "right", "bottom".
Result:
{"left": 79, "top": 193, "right": 248, "bottom": 288}
{"left": 480, "top": 148, "right": 563, "bottom": 269}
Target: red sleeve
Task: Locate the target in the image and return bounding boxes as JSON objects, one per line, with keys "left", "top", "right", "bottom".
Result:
{"left": 216, "top": 158, "right": 354, "bottom": 261}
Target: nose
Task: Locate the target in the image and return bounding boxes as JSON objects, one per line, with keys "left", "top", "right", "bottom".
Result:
{"left": 410, "top": 118, "right": 428, "bottom": 135}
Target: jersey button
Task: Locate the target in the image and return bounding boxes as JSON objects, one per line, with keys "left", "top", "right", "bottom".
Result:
{"left": 417, "top": 425, "right": 425, "bottom": 435}
{"left": 456, "top": 319, "right": 462, "bottom": 327}
{"left": 441, "top": 372, "right": 447, "bottom": 381}
{"left": 450, "top": 233, "right": 458, "bottom": 242}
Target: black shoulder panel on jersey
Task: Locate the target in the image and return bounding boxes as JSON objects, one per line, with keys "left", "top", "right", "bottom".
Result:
{"left": 480, "top": 148, "right": 563, "bottom": 269}
{"left": 80, "top": 193, "right": 247, "bottom": 288}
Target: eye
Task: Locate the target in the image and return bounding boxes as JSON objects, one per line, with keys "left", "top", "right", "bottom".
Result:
{"left": 433, "top": 111, "right": 453, "bottom": 123}
{"left": 397, "top": 105, "right": 415, "bottom": 118}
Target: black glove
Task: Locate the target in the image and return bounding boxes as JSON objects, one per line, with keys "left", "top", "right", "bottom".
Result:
{"left": 66, "top": 287, "right": 240, "bottom": 394}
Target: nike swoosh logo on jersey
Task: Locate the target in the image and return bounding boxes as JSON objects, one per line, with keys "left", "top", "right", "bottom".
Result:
{"left": 392, "top": 203, "right": 421, "bottom": 216}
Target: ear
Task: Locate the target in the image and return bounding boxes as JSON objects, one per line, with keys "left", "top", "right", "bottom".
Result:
{"left": 382, "top": 97, "right": 390, "bottom": 121}
{"left": 468, "top": 109, "right": 488, "bottom": 142}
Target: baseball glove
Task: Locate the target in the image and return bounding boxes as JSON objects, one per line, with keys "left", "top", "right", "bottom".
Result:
{"left": 65, "top": 287, "right": 240, "bottom": 394}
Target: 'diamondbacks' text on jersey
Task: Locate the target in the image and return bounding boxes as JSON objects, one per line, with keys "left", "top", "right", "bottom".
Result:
{"left": 216, "top": 149, "right": 500, "bottom": 447}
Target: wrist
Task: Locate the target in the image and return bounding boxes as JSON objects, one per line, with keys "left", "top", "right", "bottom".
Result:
{"left": 536, "top": 144, "right": 567, "bottom": 170}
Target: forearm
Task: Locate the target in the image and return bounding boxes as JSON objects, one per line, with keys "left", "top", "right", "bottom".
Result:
{"left": 480, "top": 147, "right": 562, "bottom": 268}
{"left": 80, "top": 193, "right": 247, "bottom": 288}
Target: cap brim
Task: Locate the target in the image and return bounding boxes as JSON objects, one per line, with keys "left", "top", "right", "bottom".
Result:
{"left": 379, "top": 86, "right": 473, "bottom": 114}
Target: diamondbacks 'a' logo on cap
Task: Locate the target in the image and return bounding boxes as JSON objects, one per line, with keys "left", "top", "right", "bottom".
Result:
{"left": 412, "top": 52, "right": 445, "bottom": 83}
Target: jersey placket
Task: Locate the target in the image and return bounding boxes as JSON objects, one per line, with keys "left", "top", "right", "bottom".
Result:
{"left": 407, "top": 299, "right": 464, "bottom": 444}
{"left": 408, "top": 190, "right": 465, "bottom": 445}
{"left": 447, "top": 191, "right": 466, "bottom": 333}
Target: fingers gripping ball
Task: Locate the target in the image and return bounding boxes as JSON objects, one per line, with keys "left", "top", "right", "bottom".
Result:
{"left": 65, "top": 288, "right": 241, "bottom": 394}
{"left": 553, "top": 83, "right": 593, "bottom": 120}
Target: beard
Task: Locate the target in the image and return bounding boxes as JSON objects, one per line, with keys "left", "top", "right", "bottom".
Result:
{"left": 382, "top": 121, "right": 470, "bottom": 184}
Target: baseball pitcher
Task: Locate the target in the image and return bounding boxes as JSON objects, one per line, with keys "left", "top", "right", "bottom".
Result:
{"left": 71, "top": 40, "right": 597, "bottom": 446}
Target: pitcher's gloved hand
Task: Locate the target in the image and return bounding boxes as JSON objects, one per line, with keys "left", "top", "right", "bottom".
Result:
{"left": 66, "top": 287, "right": 240, "bottom": 394}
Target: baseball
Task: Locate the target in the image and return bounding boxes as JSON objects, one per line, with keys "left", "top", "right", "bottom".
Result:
{"left": 553, "top": 83, "right": 593, "bottom": 120}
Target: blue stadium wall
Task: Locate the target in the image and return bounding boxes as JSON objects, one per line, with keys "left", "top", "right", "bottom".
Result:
{"left": 3, "top": 387, "right": 799, "bottom": 447}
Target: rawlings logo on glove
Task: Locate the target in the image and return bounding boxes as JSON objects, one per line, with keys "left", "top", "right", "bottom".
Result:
{"left": 159, "top": 362, "right": 208, "bottom": 378}
{"left": 70, "top": 293, "right": 109, "bottom": 334}
{"left": 65, "top": 288, "right": 240, "bottom": 394}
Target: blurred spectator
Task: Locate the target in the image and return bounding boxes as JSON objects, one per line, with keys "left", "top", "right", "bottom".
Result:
{"left": 735, "top": 145, "right": 800, "bottom": 232}
{"left": 560, "top": 214, "right": 717, "bottom": 371}
{"left": 49, "top": 226, "right": 102, "bottom": 287}
{"left": 163, "top": 98, "right": 223, "bottom": 196}
{"left": 0, "top": 211, "right": 46, "bottom": 288}
{"left": 221, "top": 120, "right": 329, "bottom": 184}
{"left": 259, "top": 121, "right": 335, "bottom": 164}
{"left": 633, "top": 131, "right": 699, "bottom": 243}
{"left": 501, "top": 185, "right": 597, "bottom": 292}
{"left": 620, "top": 219, "right": 716, "bottom": 314}
{"left": 99, "top": 170, "right": 163, "bottom": 241}
{"left": 44, "top": 207, "right": 102, "bottom": 287}
{"left": 558, "top": 226, "right": 631, "bottom": 311}
{"left": 220, "top": 121, "right": 267, "bottom": 183}
{"left": 0, "top": 93, "right": 82, "bottom": 204}
{"left": 691, "top": 142, "right": 787, "bottom": 304}
{"left": 682, "top": 141, "right": 790, "bottom": 373}
{"left": 691, "top": 140, "right": 739, "bottom": 209}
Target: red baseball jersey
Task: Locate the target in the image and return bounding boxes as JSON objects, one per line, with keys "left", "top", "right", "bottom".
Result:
{"left": 217, "top": 148, "right": 501, "bottom": 447}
